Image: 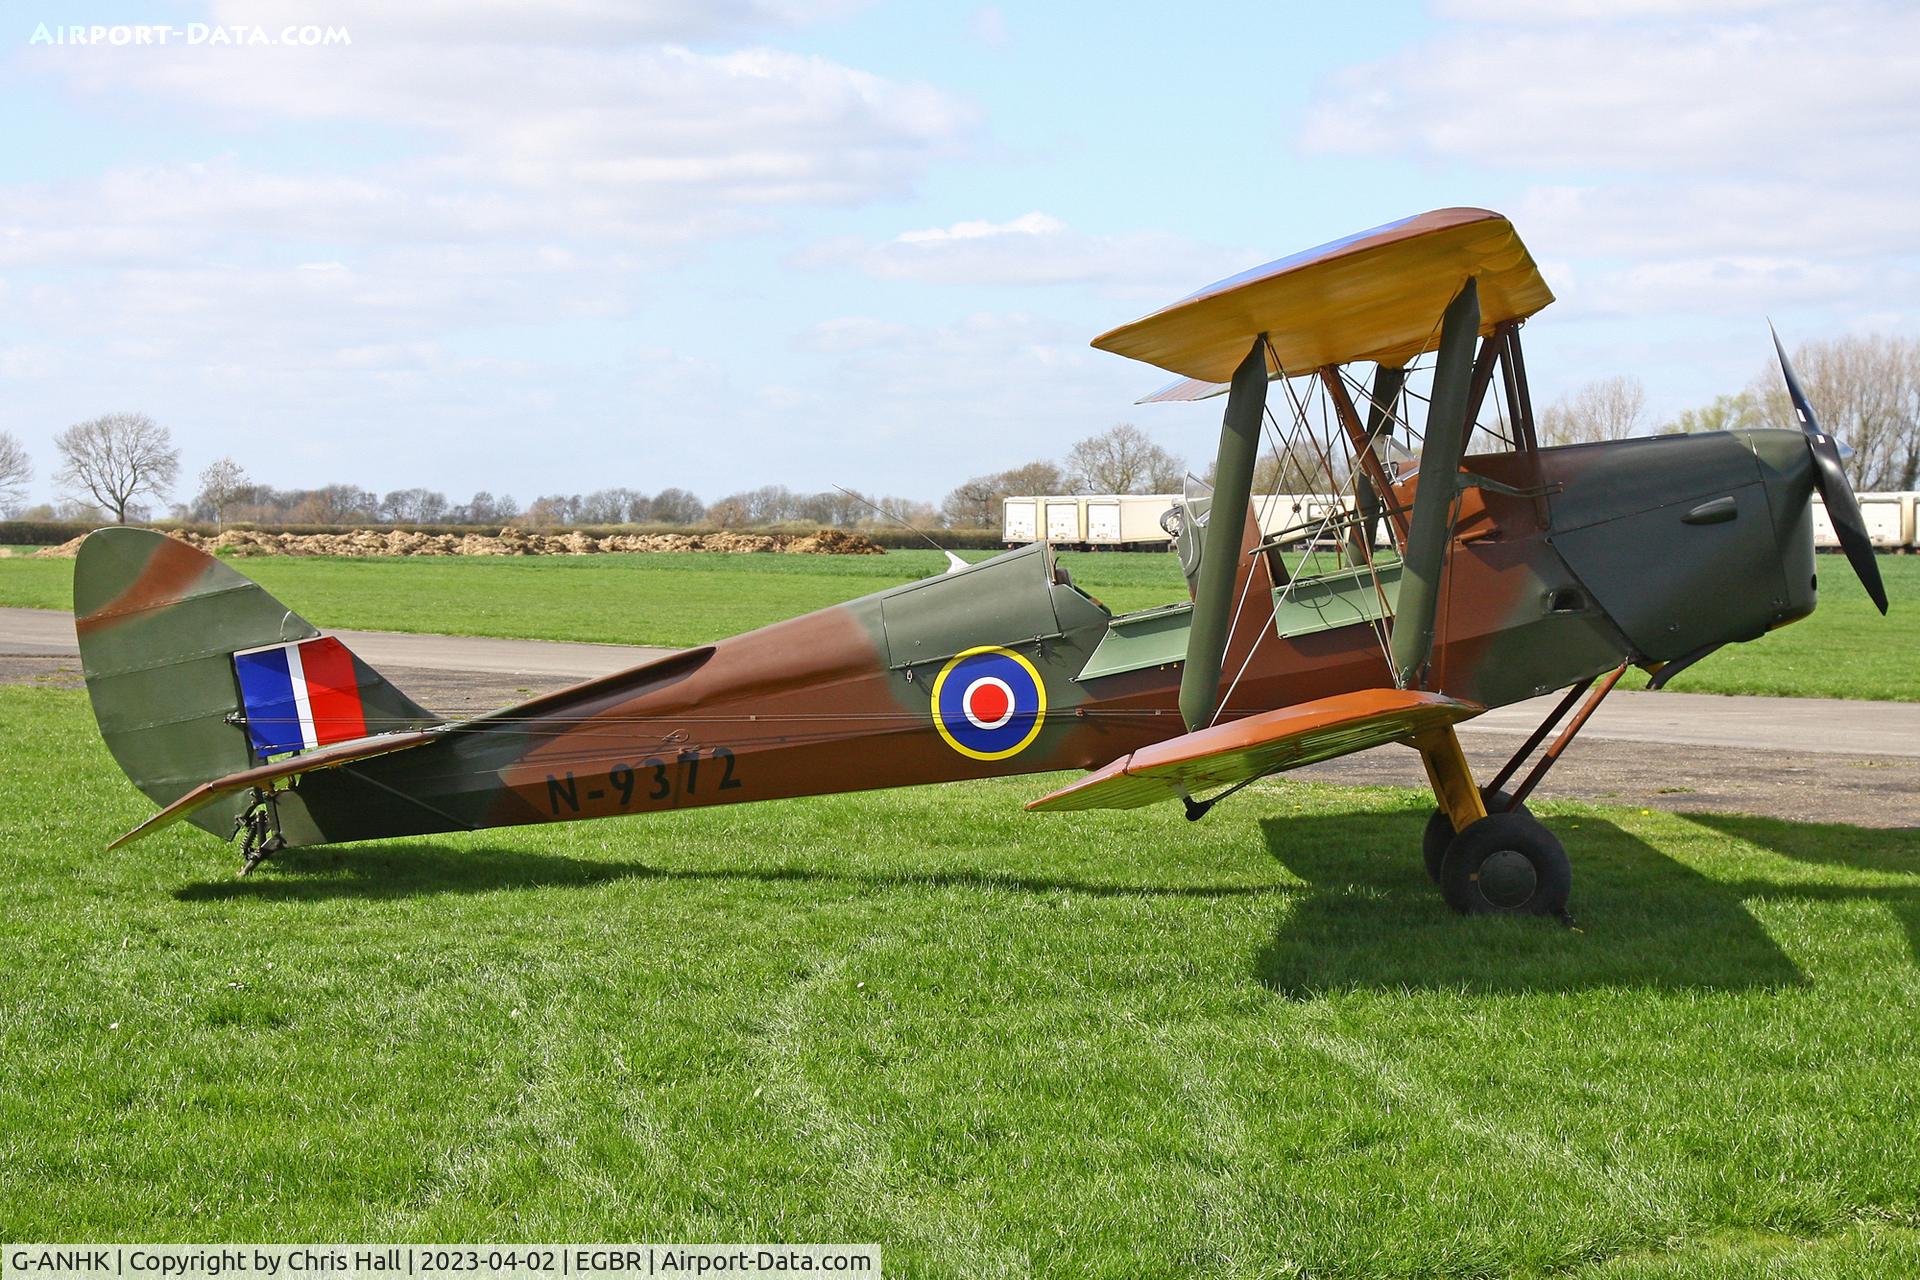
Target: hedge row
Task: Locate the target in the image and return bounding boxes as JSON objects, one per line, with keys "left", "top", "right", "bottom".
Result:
{"left": 1, "top": 519, "right": 1011, "bottom": 550}
{"left": 0, "top": 521, "right": 92, "bottom": 545}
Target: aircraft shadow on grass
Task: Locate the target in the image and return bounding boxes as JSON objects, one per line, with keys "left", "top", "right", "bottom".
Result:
{"left": 1679, "top": 812, "right": 1920, "bottom": 970}
{"left": 173, "top": 809, "right": 1920, "bottom": 995}
{"left": 173, "top": 842, "right": 1292, "bottom": 906}
{"left": 1255, "top": 809, "right": 1823, "bottom": 997}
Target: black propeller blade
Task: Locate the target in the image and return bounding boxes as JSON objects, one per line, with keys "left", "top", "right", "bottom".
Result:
{"left": 1770, "top": 323, "right": 1888, "bottom": 615}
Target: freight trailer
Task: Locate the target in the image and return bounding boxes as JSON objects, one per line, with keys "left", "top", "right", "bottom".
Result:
{"left": 1007, "top": 492, "right": 1920, "bottom": 552}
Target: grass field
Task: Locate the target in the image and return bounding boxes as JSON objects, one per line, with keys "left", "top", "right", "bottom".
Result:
{"left": 1, "top": 547, "right": 1915, "bottom": 700}
{"left": 0, "top": 547, "right": 1187, "bottom": 640}
{"left": 3, "top": 684, "right": 1919, "bottom": 1273}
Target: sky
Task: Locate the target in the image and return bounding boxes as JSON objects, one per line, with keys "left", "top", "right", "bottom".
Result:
{"left": 2, "top": 0, "right": 1916, "bottom": 510}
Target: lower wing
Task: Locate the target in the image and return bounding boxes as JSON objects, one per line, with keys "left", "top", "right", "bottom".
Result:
{"left": 1027, "top": 688, "right": 1481, "bottom": 813}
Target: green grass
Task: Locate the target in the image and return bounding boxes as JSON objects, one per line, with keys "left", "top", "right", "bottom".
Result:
{"left": 1, "top": 548, "right": 1914, "bottom": 700}
{"left": 0, "top": 548, "right": 1188, "bottom": 649}
{"left": 1651, "top": 563, "right": 1916, "bottom": 699}
{"left": 3, "top": 684, "right": 1919, "bottom": 1273}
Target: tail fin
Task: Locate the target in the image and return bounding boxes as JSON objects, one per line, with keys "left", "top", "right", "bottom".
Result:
{"left": 74, "top": 528, "right": 440, "bottom": 839}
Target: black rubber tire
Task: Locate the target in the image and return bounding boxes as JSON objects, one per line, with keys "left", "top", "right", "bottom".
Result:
{"left": 1438, "top": 811, "right": 1571, "bottom": 917}
{"left": 1422, "top": 788, "right": 1530, "bottom": 883}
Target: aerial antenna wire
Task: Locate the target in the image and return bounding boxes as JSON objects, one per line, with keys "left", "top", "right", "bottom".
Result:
{"left": 833, "top": 484, "right": 968, "bottom": 572}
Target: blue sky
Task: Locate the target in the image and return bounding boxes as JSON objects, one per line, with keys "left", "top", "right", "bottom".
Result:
{"left": 2, "top": 0, "right": 1915, "bottom": 510}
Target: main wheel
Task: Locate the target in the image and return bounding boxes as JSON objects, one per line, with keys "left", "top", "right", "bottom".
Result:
{"left": 1438, "top": 811, "right": 1571, "bottom": 917}
{"left": 1422, "top": 788, "right": 1530, "bottom": 882}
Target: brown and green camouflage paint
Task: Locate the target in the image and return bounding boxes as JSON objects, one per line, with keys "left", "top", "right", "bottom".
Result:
{"left": 72, "top": 423, "right": 1824, "bottom": 851}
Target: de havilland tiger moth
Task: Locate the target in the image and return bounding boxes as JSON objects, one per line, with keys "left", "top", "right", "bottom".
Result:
{"left": 71, "top": 208, "right": 1888, "bottom": 916}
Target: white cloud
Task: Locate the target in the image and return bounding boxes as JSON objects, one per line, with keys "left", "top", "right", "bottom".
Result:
{"left": 20, "top": 0, "right": 975, "bottom": 272}
{"left": 895, "top": 212, "right": 1064, "bottom": 244}
{"left": 38, "top": 42, "right": 972, "bottom": 217}
{"left": 0, "top": 345, "right": 67, "bottom": 380}
{"left": 799, "top": 212, "right": 1247, "bottom": 295}
{"left": 1303, "top": 3, "right": 1920, "bottom": 178}
{"left": 1299, "top": 2, "right": 1920, "bottom": 319}
{"left": 771, "top": 311, "right": 1199, "bottom": 473}
{"left": 218, "top": 0, "right": 866, "bottom": 45}
{"left": 0, "top": 3, "right": 983, "bottom": 506}
{"left": 1514, "top": 183, "right": 1920, "bottom": 261}
{"left": 1579, "top": 257, "right": 1901, "bottom": 317}
{"left": 1436, "top": 0, "right": 1790, "bottom": 19}
{"left": 791, "top": 316, "right": 912, "bottom": 353}
{"left": 969, "top": 6, "right": 1011, "bottom": 50}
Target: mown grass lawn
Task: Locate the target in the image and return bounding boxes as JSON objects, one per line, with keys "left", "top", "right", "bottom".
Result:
{"left": 3, "top": 685, "right": 1919, "bottom": 1274}
{"left": 0, "top": 548, "right": 1915, "bottom": 700}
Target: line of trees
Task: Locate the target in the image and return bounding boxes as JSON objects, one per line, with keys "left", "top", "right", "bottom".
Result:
{"left": 1537, "top": 336, "right": 1920, "bottom": 491}
{"left": 6, "top": 333, "right": 1915, "bottom": 530}
{"left": 5, "top": 413, "right": 1191, "bottom": 532}
{"left": 0, "top": 414, "right": 963, "bottom": 531}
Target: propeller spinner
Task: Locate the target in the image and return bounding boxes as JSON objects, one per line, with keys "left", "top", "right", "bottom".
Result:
{"left": 1769, "top": 323, "right": 1889, "bottom": 615}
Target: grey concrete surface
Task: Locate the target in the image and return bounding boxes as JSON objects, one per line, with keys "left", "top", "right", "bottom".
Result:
{"left": 0, "top": 606, "right": 673, "bottom": 678}
{"left": 6, "top": 600, "right": 1916, "bottom": 825}
{"left": 4, "top": 605, "right": 1912, "bottom": 756}
{"left": 0, "top": 607, "right": 78, "bottom": 656}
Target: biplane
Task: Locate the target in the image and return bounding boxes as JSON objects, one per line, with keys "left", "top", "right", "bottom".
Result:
{"left": 74, "top": 207, "right": 1887, "bottom": 916}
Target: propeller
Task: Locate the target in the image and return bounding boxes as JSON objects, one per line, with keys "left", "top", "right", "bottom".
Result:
{"left": 1769, "top": 322, "right": 1888, "bottom": 614}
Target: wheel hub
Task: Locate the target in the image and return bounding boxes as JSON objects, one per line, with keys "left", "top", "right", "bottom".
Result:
{"left": 1477, "top": 848, "right": 1537, "bottom": 909}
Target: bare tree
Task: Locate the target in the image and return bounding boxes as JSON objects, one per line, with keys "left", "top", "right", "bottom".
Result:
{"left": 0, "top": 431, "right": 30, "bottom": 516}
{"left": 462, "top": 491, "right": 519, "bottom": 525}
{"left": 650, "top": 487, "right": 704, "bottom": 525}
{"left": 942, "top": 458, "right": 1072, "bottom": 527}
{"left": 867, "top": 495, "right": 940, "bottom": 530}
{"left": 54, "top": 413, "right": 181, "bottom": 523}
{"left": 577, "top": 487, "right": 648, "bottom": 524}
{"left": 1250, "top": 441, "right": 1340, "bottom": 495}
{"left": 380, "top": 487, "right": 450, "bottom": 524}
{"left": 1538, "top": 376, "right": 1648, "bottom": 446}
{"left": 792, "top": 490, "right": 868, "bottom": 526}
{"left": 1064, "top": 423, "right": 1184, "bottom": 494}
{"left": 524, "top": 494, "right": 588, "bottom": 527}
{"left": 706, "top": 495, "right": 749, "bottom": 528}
{"left": 711, "top": 485, "right": 798, "bottom": 525}
{"left": 1746, "top": 333, "right": 1920, "bottom": 491}
{"left": 999, "top": 459, "right": 1066, "bottom": 496}
{"left": 288, "top": 484, "right": 377, "bottom": 525}
{"left": 941, "top": 474, "right": 1001, "bottom": 528}
{"left": 1661, "top": 392, "right": 1761, "bottom": 436}
{"left": 196, "top": 457, "right": 248, "bottom": 531}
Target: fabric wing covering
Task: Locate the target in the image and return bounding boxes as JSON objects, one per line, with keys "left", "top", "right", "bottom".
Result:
{"left": 1026, "top": 689, "right": 1482, "bottom": 813}
{"left": 1091, "top": 207, "right": 1553, "bottom": 383}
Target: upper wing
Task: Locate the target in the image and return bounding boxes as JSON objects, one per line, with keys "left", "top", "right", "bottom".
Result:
{"left": 1090, "top": 207, "right": 1551, "bottom": 382}
{"left": 1026, "top": 689, "right": 1481, "bottom": 813}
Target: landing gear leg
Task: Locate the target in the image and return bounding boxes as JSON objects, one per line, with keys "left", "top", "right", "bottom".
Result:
{"left": 235, "top": 788, "right": 286, "bottom": 877}
{"left": 1412, "top": 726, "right": 1571, "bottom": 918}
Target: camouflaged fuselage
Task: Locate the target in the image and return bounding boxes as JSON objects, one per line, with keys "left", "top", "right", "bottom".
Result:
{"left": 244, "top": 429, "right": 1818, "bottom": 847}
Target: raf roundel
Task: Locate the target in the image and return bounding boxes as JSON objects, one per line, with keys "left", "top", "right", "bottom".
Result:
{"left": 931, "top": 646, "right": 1048, "bottom": 762}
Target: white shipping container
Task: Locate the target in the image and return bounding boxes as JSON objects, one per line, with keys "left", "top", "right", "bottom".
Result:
{"left": 1119, "top": 495, "right": 1181, "bottom": 544}
{"left": 1813, "top": 493, "right": 1913, "bottom": 549}
{"left": 1002, "top": 498, "right": 1038, "bottom": 543}
{"left": 1086, "top": 501, "right": 1121, "bottom": 544}
{"left": 1046, "top": 501, "right": 1082, "bottom": 542}
{"left": 1254, "top": 493, "right": 1346, "bottom": 544}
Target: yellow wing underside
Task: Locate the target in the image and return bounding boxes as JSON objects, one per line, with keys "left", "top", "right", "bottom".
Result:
{"left": 1027, "top": 689, "right": 1483, "bottom": 813}
{"left": 1091, "top": 207, "right": 1553, "bottom": 383}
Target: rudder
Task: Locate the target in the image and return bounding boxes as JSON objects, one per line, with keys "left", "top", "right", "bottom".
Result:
{"left": 74, "top": 528, "right": 439, "bottom": 839}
